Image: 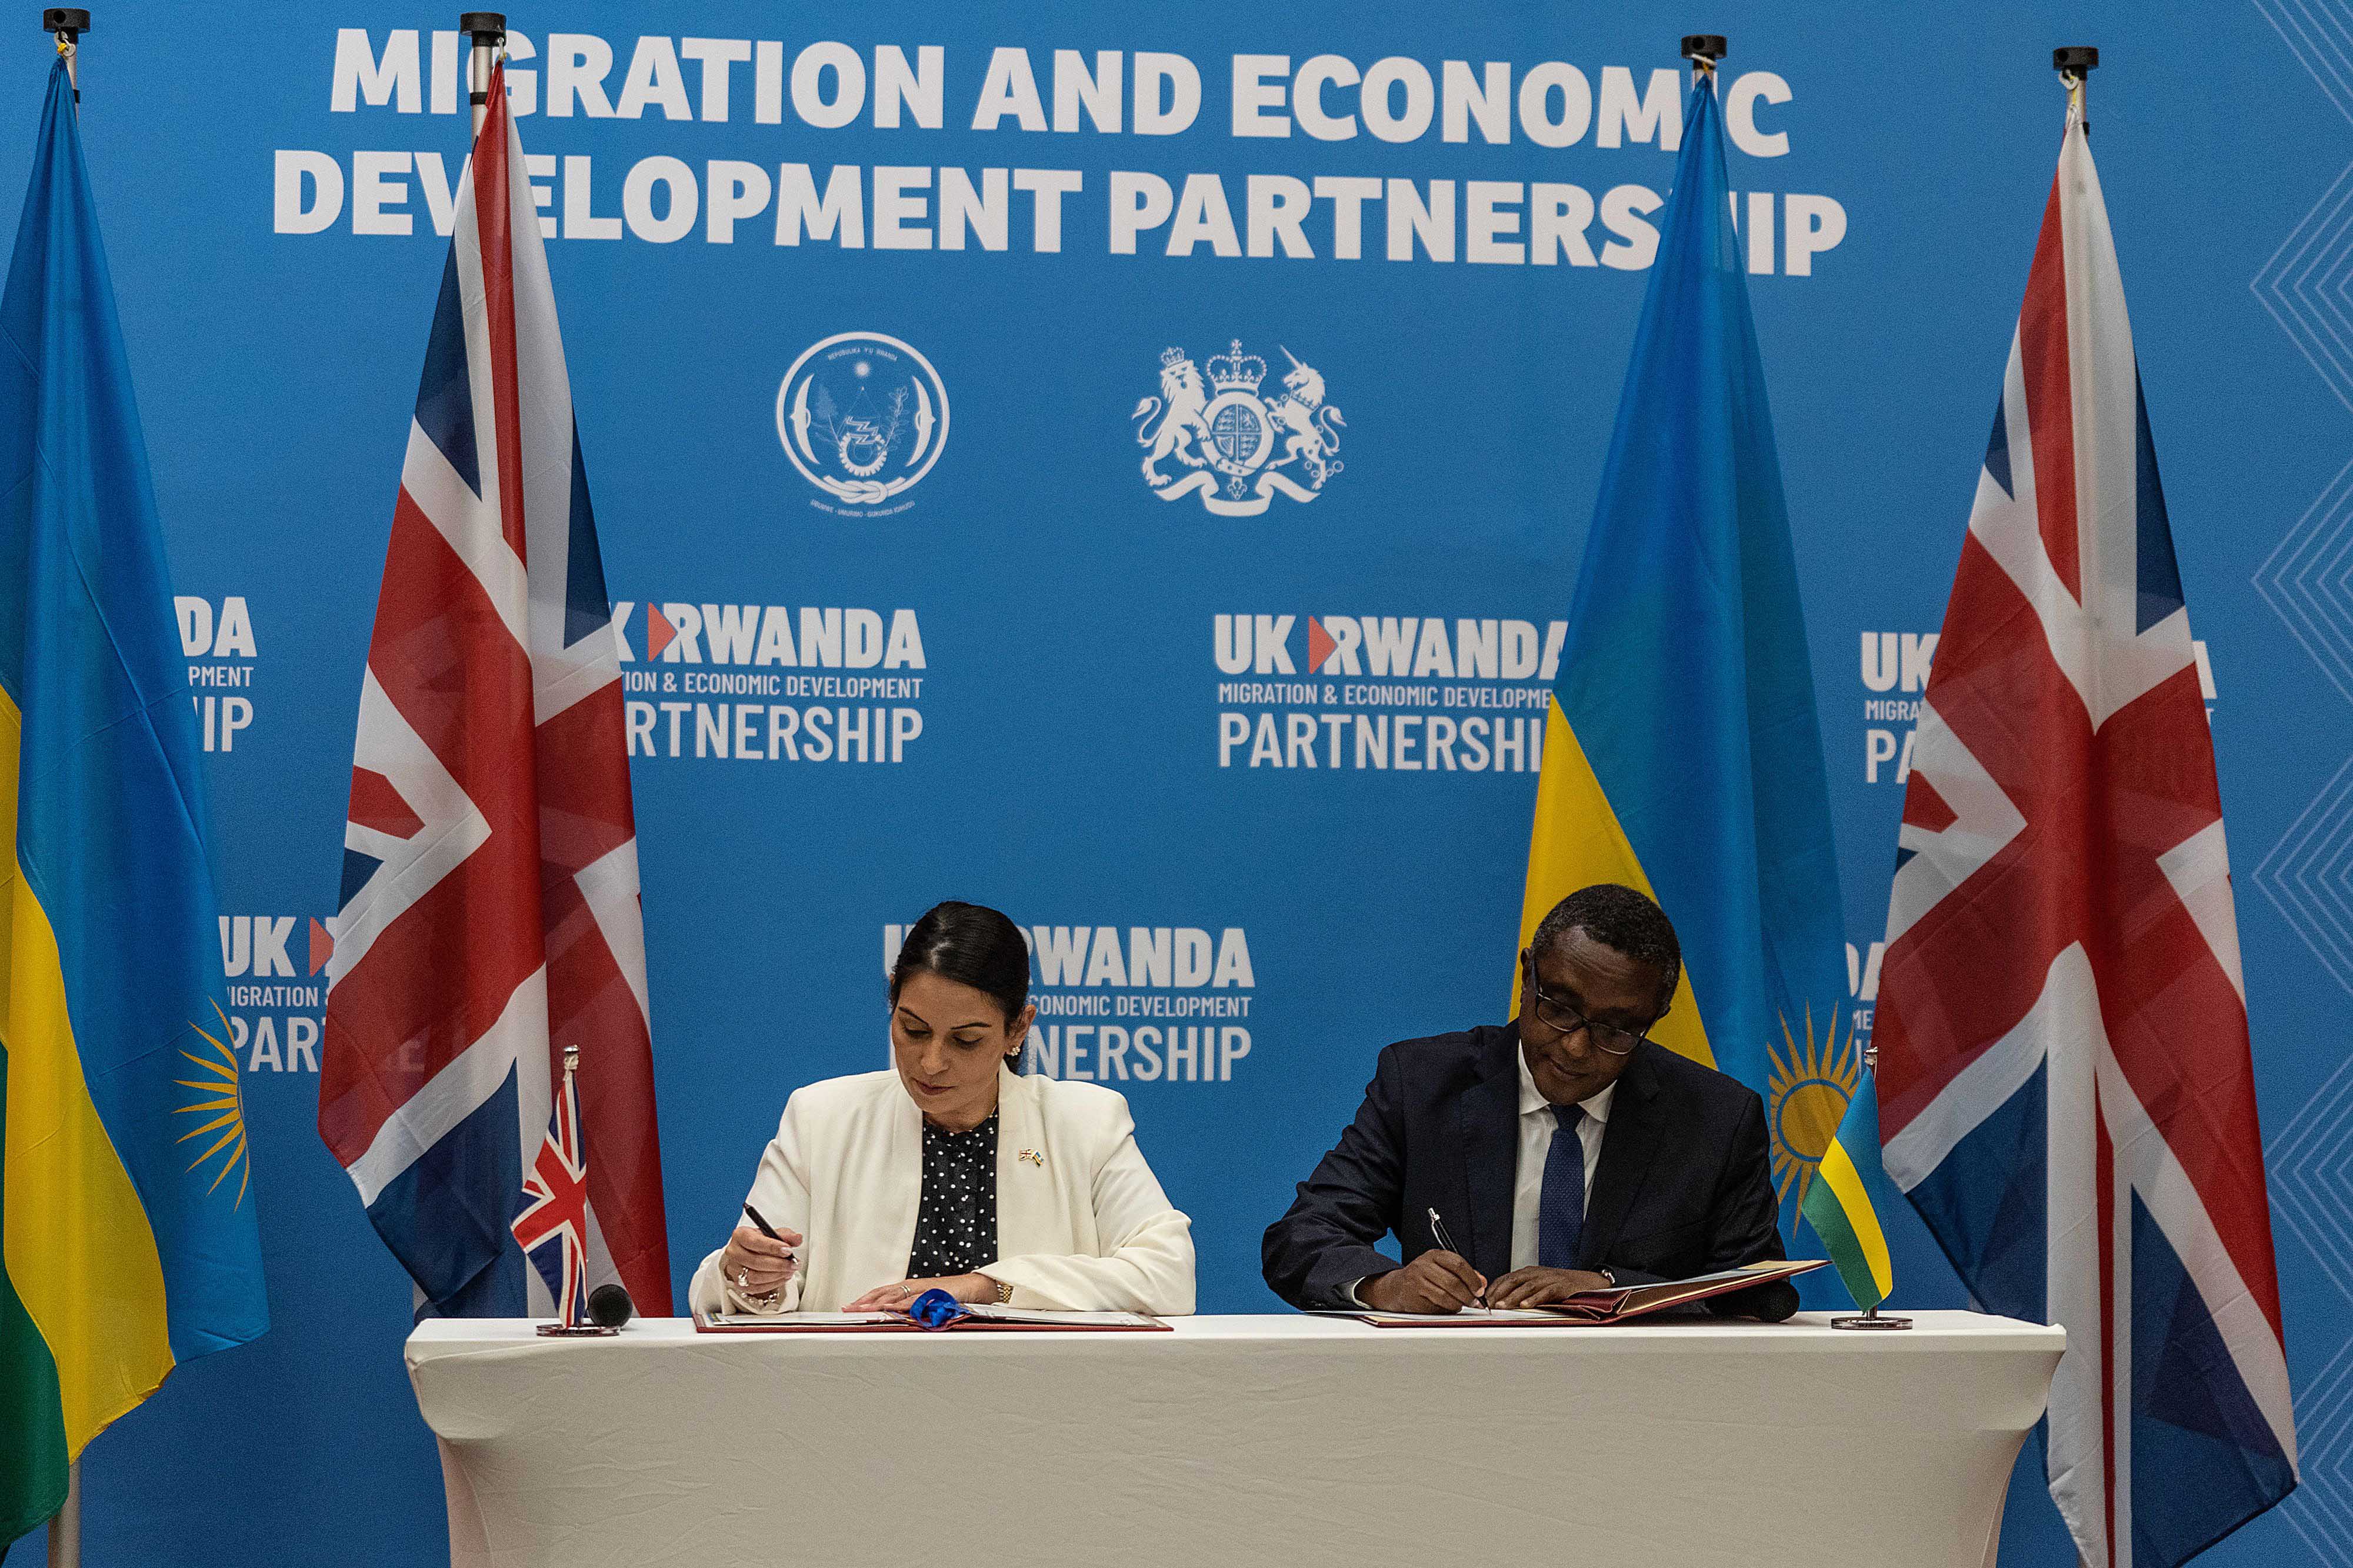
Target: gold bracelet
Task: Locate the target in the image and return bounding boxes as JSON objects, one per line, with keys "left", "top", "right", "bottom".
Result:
{"left": 992, "top": 1276, "right": 1014, "bottom": 1305}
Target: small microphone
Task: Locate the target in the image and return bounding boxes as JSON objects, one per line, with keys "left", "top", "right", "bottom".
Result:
{"left": 587, "top": 1283, "right": 634, "bottom": 1330}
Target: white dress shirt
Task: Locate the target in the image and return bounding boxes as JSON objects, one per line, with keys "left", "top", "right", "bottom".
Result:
{"left": 1510, "top": 1048, "right": 1614, "bottom": 1272}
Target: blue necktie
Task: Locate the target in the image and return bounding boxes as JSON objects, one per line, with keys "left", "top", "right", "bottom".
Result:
{"left": 1537, "top": 1106, "right": 1586, "bottom": 1269}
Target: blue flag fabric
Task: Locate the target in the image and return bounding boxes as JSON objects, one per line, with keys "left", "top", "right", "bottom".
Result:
{"left": 0, "top": 58, "right": 268, "bottom": 1547}
{"left": 1517, "top": 69, "right": 1879, "bottom": 1267}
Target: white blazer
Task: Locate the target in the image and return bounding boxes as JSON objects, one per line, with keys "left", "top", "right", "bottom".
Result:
{"left": 689, "top": 1066, "right": 1195, "bottom": 1316}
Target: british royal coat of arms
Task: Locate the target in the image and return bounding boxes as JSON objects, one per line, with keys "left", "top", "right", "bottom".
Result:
{"left": 1132, "top": 339, "right": 1345, "bottom": 516}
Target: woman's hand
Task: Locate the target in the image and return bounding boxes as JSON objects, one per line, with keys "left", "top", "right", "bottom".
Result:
{"left": 844, "top": 1273, "right": 997, "bottom": 1312}
{"left": 719, "top": 1223, "right": 801, "bottom": 1303}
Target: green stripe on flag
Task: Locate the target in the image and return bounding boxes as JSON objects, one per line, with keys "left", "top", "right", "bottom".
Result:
{"left": 1, "top": 1045, "right": 71, "bottom": 1548}
{"left": 1803, "top": 1175, "right": 1887, "bottom": 1312}
{"left": 1802, "top": 1130, "right": 1894, "bottom": 1310}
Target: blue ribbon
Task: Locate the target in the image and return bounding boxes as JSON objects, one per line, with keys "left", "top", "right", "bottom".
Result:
{"left": 904, "top": 1288, "right": 969, "bottom": 1330}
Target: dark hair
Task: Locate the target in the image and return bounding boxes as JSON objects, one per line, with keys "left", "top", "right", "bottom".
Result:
{"left": 1531, "top": 884, "right": 1682, "bottom": 1006}
{"left": 890, "top": 900, "right": 1031, "bottom": 1023}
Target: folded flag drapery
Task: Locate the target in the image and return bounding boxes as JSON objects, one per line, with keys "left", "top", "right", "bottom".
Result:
{"left": 317, "top": 61, "right": 672, "bottom": 1322}
{"left": 1, "top": 56, "right": 268, "bottom": 1549}
{"left": 1874, "top": 85, "right": 2297, "bottom": 1568}
{"left": 1516, "top": 60, "right": 1886, "bottom": 1270}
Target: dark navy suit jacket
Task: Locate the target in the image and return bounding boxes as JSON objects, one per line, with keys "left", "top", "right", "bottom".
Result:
{"left": 1262, "top": 1024, "right": 1799, "bottom": 1320}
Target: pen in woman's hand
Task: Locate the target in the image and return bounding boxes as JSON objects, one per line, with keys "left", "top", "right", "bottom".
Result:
{"left": 742, "top": 1202, "right": 795, "bottom": 1255}
{"left": 724, "top": 1202, "right": 801, "bottom": 1305}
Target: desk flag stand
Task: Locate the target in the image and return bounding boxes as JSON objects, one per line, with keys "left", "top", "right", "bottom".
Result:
{"left": 531, "top": 1042, "right": 616, "bottom": 1337}
{"left": 1829, "top": 1305, "right": 1915, "bottom": 1331}
{"left": 1831, "top": 1030, "right": 1911, "bottom": 1330}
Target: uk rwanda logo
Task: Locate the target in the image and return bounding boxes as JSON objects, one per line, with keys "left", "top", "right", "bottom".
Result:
{"left": 1765, "top": 1007, "right": 1861, "bottom": 1209}
{"left": 775, "top": 332, "right": 948, "bottom": 512}
{"left": 1134, "top": 338, "right": 1345, "bottom": 516}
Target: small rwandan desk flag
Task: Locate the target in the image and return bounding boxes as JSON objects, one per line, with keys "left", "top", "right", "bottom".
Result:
{"left": 1799, "top": 1062, "right": 1895, "bottom": 1310}
{"left": 1515, "top": 59, "right": 1892, "bottom": 1280}
{"left": 0, "top": 59, "right": 268, "bottom": 1549}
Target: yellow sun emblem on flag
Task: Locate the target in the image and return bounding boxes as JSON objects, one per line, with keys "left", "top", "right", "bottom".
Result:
{"left": 176, "top": 1000, "right": 252, "bottom": 1208}
{"left": 1765, "top": 1006, "right": 1859, "bottom": 1207}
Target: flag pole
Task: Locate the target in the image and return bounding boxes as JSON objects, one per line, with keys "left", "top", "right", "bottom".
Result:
{"left": 1674, "top": 26, "right": 1906, "bottom": 1336}
{"left": 2055, "top": 45, "right": 2098, "bottom": 134}
{"left": 42, "top": 8, "right": 85, "bottom": 101}
{"left": 1679, "top": 31, "right": 1725, "bottom": 85}
{"left": 461, "top": 11, "right": 504, "bottom": 138}
{"left": 42, "top": 1460, "right": 79, "bottom": 1568}
{"left": 39, "top": 19, "right": 92, "bottom": 1563}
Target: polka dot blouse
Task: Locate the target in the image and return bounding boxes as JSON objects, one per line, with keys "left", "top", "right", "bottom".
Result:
{"left": 907, "top": 1110, "right": 999, "bottom": 1279}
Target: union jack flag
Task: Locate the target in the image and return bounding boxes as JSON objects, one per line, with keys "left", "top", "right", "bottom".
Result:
{"left": 1874, "top": 105, "right": 2295, "bottom": 1566}
{"left": 513, "top": 1063, "right": 589, "bottom": 1323}
{"left": 316, "top": 61, "right": 672, "bottom": 1320}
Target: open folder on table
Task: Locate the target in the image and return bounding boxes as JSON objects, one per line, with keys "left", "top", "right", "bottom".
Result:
{"left": 694, "top": 1305, "right": 1171, "bottom": 1333}
{"left": 1345, "top": 1259, "right": 1829, "bottom": 1326}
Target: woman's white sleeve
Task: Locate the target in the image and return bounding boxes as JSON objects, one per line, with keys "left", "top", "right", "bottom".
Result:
{"left": 687, "top": 1096, "right": 812, "bottom": 1316}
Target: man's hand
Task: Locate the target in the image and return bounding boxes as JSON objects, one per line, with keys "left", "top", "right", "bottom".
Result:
{"left": 1359, "top": 1251, "right": 1488, "bottom": 1313}
{"left": 1488, "top": 1266, "right": 1614, "bottom": 1308}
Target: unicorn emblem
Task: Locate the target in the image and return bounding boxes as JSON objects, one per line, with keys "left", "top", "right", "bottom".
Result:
{"left": 1267, "top": 347, "right": 1345, "bottom": 490}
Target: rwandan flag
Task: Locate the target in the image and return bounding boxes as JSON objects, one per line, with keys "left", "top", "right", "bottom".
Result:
{"left": 1799, "top": 1062, "right": 1896, "bottom": 1310}
{"left": 1515, "top": 61, "right": 1891, "bottom": 1277}
{"left": 0, "top": 59, "right": 268, "bottom": 1546}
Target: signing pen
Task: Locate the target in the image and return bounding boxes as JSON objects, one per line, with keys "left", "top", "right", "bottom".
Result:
{"left": 1427, "top": 1207, "right": 1487, "bottom": 1306}
{"left": 1427, "top": 1207, "right": 1461, "bottom": 1256}
{"left": 742, "top": 1202, "right": 798, "bottom": 1257}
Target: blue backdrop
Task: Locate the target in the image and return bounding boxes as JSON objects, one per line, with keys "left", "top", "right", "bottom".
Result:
{"left": 6, "top": 4, "right": 2351, "bottom": 1563}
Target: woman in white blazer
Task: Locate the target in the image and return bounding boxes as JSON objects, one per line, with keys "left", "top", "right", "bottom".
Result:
{"left": 691, "top": 901, "right": 1195, "bottom": 1317}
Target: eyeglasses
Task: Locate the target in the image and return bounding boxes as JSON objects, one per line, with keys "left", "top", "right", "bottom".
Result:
{"left": 1524, "top": 976, "right": 1655, "bottom": 1058}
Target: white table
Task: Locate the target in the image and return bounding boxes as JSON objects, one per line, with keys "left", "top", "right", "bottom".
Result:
{"left": 407, "top": 1311, "right": 2062, "bottom": 1568}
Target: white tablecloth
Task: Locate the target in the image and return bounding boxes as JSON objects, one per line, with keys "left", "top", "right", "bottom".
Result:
{"left": 406, "top": 1311, "right": 2062, "bottom": 1568}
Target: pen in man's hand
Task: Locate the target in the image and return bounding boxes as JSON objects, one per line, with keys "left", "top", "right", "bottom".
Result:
{"left": 1427, "top": 1207, "right": 1486, "bottom": 1306}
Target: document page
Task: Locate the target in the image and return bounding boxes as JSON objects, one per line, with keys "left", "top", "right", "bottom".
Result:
{"left": 696, "top": 1307, "right": 1168, "bottom": 1332}
{"left": 957, "top": 1305, "right": 1166, "bottom": 1328}
{"left": 696, "top": 1310, "right": 904, "bottom": 1329}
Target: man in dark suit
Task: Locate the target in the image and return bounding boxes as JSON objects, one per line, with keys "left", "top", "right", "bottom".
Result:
{"left": 1263, "top": 883, "right": 1797, "bottom": 1320}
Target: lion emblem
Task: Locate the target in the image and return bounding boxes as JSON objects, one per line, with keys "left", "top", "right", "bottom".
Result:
{"left": 1132, "top": 349, "right": 1213, "bottom": 488}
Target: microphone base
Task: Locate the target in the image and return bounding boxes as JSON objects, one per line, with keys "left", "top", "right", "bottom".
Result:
{"left": 535, "top": 1323, "right": 621, "bottom": 1337}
